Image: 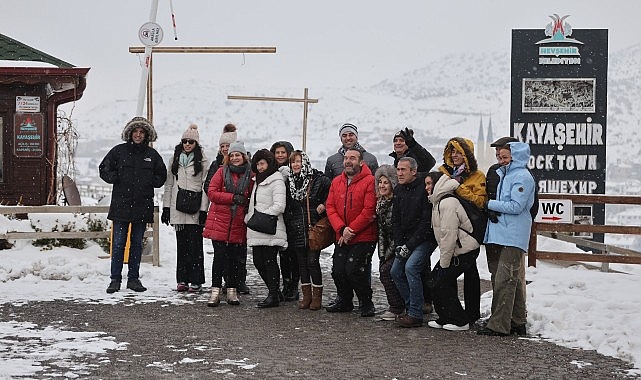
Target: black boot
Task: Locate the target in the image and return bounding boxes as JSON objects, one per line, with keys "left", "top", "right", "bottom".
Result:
{"left": 325, "top": 293, "right": 353, "bottom": 313}
{"left": 257, "top": 291, "right": 280, "bottom": 308}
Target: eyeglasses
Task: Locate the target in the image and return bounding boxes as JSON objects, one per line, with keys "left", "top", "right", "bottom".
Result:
{"left": 182, "top": 139, "right": 196, "bottom": 145}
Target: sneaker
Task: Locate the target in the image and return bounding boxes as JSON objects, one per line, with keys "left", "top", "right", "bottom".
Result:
{"left": 379, "top": 311, "right": 399, "bottom": 321}
{"left": 106, "top": 280, "right": 121, "bottom": 294}
{"left": 510, "top": 324, "right": 527, "bottom": 336}
{"left": 427, "top": 320, "right": 444, "bottom": 329}
{"left": 443, "top": 323, "right": 469, "bottom": 331}
{"left": 477, "top": 327, "right": 509, "bottom": 336}
{"left": 176, "top": 282, "right": 188, "bottom": 292}
{"left": 126, "top": 279, "right": 147, "bottom": 292}
{"left": 188, "top": 284, "right": 202, "bottom": 293}
{"left": 397, "top": 315, "right": 423, "bottom": 328}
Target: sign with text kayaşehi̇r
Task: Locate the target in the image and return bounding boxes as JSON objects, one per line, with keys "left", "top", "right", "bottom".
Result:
{"left": 511, "top": 15, "right": 607, "bottom": 243}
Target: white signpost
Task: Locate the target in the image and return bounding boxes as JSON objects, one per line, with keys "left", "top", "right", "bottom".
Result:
{"left": 535, "top": 199, "right": 573, "bottom": 223}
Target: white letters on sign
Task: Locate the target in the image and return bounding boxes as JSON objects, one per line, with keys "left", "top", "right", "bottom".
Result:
{"left": 535, "top": 199, "right": 573, "bottom": 223}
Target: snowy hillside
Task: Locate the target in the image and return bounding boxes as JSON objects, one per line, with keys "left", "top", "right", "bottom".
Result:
{"left": 70, "top": 47, "right": 641, "bottom": 179}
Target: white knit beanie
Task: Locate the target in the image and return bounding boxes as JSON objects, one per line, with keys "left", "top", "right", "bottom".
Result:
{"left": 181, "top": 124, "right": 200, "bottom": 143}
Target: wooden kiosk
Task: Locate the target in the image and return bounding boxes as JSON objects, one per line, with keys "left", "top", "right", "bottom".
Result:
{"left": 0, "top": 34, "right": 89, "bottom": 205}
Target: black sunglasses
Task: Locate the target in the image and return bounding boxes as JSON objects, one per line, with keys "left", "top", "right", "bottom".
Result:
{"left": 182, "top": 139, "right": 196, "bottom": 144}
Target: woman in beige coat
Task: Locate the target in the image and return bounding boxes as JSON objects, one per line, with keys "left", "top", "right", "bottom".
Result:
{"left": 161, "top": 124, "right": 210, "bottom": 293}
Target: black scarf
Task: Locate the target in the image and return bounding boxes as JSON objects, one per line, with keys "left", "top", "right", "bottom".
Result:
{"left": 255, "top": 166, "right": 277, "bottom": 185}
{"left": 224, "top": 163, "right": 251, "bottom": 196}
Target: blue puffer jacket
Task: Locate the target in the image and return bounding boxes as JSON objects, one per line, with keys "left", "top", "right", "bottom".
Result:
{"left": 483, "top": 142, "right": 535, "bottom": 252}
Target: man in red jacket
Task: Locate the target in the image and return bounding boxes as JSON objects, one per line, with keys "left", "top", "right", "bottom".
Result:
{"left": 325, "top": 148, "right": 378, "bottom": 317}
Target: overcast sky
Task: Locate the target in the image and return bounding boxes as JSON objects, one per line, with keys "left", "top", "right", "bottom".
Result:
{"left": 2, "top": 1, "right": 640, "bottom": 114}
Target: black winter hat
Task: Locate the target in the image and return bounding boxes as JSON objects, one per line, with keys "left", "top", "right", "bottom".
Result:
{"left": 270, "top": 141, "right": 294, "bottom": 155}
{"left": 251, "top": 148, "right": 277, "bottom": 173}
{"left": 490, "top": 136, "right": 518, "bottom": 147}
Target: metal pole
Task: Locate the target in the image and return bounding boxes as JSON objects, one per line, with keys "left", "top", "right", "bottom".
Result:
{"left": 136, "top": 0, "right": 159, "bottom": 117}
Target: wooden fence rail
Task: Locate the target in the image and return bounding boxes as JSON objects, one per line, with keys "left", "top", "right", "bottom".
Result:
{"left": 0, "top": 205, "right": 160, "bottom": 266}
{"left": 529, "top": 194, "right": 641, "bottom": 268}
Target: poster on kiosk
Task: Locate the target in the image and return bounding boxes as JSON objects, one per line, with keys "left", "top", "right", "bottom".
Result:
{"left": 511, "top": 15, "right": 607, "bottom": 245}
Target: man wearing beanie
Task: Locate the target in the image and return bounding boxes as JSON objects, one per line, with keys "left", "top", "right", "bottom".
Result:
{"left": 324, "top": 123, "right": 379, "bottom": 310}
{"left": 99, "top": 116, "right": 167, "bottom": 294}
{"left": 324, "top": 123, "right": 379, "bottom": 179}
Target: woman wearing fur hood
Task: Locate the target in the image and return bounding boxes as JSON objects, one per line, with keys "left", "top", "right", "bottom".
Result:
{"left": 438, "top": 137, "right": 488, "bottom": 209}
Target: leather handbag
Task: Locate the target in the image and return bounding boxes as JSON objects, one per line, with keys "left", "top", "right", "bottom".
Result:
{"left": 306, "top": 185, "right": 334, "bottom": 251}
{"left": 175, "top": 187, "right": 202, "bottom": 214}
{"left": 246, "top": 189, "right": 277, "bottom": 235}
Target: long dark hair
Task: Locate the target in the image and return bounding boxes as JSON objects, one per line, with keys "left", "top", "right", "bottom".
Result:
{"left": 171, "top": 143, "right": 204, "bottom": 176}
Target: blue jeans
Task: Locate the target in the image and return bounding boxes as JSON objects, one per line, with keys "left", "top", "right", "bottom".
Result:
{"left": 391, "top": 241, "right": 436, "bottom": 319}
{"left": 110, "top": 221, "right": 146, "bottom": 281}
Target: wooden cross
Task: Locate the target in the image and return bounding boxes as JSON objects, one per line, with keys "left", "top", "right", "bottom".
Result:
{"left": 128, "top": 46, "right": 277, "bottom": 123}
{"left": 227, "top": 88, "right": 319, "bottom": 151}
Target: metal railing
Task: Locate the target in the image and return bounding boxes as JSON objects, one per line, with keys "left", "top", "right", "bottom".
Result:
{"left": 0, "top": 205, "right": 160, "bottom": 266}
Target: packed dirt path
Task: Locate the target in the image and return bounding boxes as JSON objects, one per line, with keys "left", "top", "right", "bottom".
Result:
{"left": 0, "top": 268, "right": 637, "bottom": 379}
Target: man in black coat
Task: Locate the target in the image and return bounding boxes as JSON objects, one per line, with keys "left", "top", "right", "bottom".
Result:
{"left": 99, "top": 117, "right": 166, "bottom": 294}
{"left": 390, "top": 157, "right": 437, "bottom": 327}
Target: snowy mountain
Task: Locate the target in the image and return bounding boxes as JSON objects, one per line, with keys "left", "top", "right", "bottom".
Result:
{"left": 71, "top": 47, "right": 641, "bottom": 181}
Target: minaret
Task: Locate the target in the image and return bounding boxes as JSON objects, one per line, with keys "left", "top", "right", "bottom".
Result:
{"left": 487, "top": 114, "right": 494, "bottom": 146}
{"left": 477, "top": 113, "right": 485, "bottom": 159}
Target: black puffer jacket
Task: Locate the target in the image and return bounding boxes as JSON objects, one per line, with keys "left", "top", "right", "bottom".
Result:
{"left": 392, "top": 176, "right": 435, "bottom": 251}
{"left": 99, "top": 142, "right": 167, "bottom": 223}
{"left": 284, "top": 170, "right": 331, "bottom": 248}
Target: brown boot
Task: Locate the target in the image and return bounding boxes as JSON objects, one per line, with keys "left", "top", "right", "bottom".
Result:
{"left": 309, "top": 285, "right": 323, "bottom": 311}
{"left": 298, "top": 284, "right": 312, "bottom": 309}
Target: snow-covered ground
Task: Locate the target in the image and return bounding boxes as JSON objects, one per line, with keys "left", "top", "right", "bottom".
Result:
{"left": 0, "top": 207, "right": 640, "bottom": 378}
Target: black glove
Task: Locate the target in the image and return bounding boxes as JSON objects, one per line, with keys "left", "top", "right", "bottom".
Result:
{"left": 161, "top": 207, "right": 170, "bottom": 225}
{"left": 232, "top": 194, "right": 248, "bottom": 205}
{"left": 399, "top": 127, "right": 417, "bottom": 148}
{"left": 199, "top": 211, "right": 207, "bottom": 226}
{"left": 395, "top": 245, "right": 411, "bottom": 259}
{"left": 488, "top": 210, "right": 500, "bottom": 223}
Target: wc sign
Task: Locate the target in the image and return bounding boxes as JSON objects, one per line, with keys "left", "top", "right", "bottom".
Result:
{"left": 536, "top": 199, "right": 573, "bottom": 223}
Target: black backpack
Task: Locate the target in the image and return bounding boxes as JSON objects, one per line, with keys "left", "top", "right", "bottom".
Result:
{"left": 440, "top": 193, "right": 488, "bottom": 245}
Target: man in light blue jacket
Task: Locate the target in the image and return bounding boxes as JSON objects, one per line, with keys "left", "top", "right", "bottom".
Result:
{"left": 479, "top": 141, "right": 535, "bottom": 336}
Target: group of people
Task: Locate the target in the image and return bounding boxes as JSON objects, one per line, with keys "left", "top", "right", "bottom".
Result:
{"left": 99, "top": 116, "right": 536, "bottom": 337}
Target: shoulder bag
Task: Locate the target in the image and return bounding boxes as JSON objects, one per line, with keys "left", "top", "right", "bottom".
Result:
{"left": 306, "top": 184, "right": 334, "bottom": 251}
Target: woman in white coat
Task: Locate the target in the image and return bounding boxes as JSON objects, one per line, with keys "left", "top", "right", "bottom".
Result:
{"left": 427, "top": 172, "right": 481, "bottom": 331}
{"left": 245, "top": 149, "right": 288, "bottom": 308}
{"left": 161, "top": 124, "right": 209, "bottom": 293}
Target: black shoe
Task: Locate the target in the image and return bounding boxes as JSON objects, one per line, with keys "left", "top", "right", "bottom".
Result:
{"left": 360, "top": 302, "right": 376, "bottom": 317}
{"left": 510, "top": 324, "right": 527, "bottom": 336}
{"left": 283, "top": 286, "right": 299, "bottom": 302}
{"left": 238, "top": 281, "right": 250, "bottom": 295}
{"left": 325, "top": 302, "right": 354, "bottom": 313}
{"left": 126, "top": 279, "right": 147, "bottom": 292}
{"left": 257, "top": 293, "right": 279, "bottom": 308}
{"left": 477, "top": 327, "right": 509, "bottom": 336}
{"left": 106, "top": 280, "right": 121, "bottom": 294}
{"left": 327, "top": 295, "right": 343, "bottom": 307}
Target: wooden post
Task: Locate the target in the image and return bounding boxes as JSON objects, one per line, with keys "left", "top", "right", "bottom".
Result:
{"left": 227, "top": 88, "right": 319, "bottom": 151}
